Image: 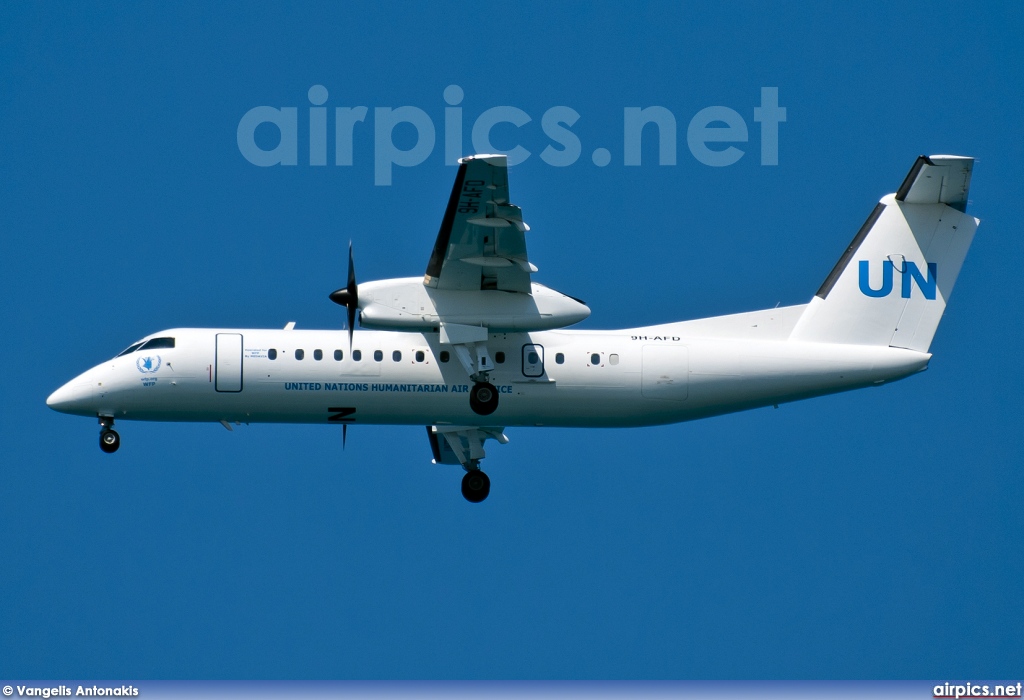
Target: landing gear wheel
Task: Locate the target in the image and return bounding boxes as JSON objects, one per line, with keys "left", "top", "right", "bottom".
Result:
{"left": 469, "top": 381, "right": 499, "bottom": 416}
{"left": 99, "top": 429, "right": 120, "bottom": 454}
{"left": 461, "top": 470, "right": 490, "bottom": 503}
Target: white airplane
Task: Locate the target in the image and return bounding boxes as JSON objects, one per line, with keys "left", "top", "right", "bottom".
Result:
{"left": 47, "top": 154, "right": 978, "bottom": 502}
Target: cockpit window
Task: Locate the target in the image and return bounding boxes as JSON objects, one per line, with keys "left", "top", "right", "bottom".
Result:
{"left": 138, "top": 337, "right": 175, "bottom": 351}
{"left": 116, "top": 342, "right": 145, "bottom": 357}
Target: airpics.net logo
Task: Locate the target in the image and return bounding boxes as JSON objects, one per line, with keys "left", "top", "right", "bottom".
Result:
{"left": 236, "top": 85, "right": 787, "bottom": 185}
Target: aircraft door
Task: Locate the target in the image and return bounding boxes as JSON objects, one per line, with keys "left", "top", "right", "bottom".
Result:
{"left": 215, "top": 333, "right": 243, "bottom": 392}
{"left": 522, "top": 344, "right": 544, "bottom": 377}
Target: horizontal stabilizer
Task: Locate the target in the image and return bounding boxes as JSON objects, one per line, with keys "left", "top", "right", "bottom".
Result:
{"left": 895, "top": 155, "right": 973, "bottom": 212}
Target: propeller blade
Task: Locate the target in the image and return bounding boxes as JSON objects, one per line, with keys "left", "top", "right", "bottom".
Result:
{"left": 347, "top": 240, "right": 357, "bottom": 294}
{"left": 342, "top": 423, "right": 347, "bottom": 450}
{"left": 347, "top": 305, "right": 356, "bottom": 353}
{"left": 328, "top": 241, "right": 359, "bottom": 352}
{"left": 346, "top": 242, "right": 357, "bottom": 351}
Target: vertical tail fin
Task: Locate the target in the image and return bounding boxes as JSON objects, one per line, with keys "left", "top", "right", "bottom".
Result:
{"left": 789, "top": 155, "right": 979, "bottom": 352}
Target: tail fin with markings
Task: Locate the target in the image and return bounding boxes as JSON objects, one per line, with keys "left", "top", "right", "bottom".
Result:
{"left": 789, "top": 155, "right": 978, "bottom": 352}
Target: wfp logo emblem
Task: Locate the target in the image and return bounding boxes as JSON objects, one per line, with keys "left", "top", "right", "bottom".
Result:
{"left": 136, "top": 355, "right": 162, "bottom": 374}
{"left": 858, "top": 259, "right": 936, "bottom": 299}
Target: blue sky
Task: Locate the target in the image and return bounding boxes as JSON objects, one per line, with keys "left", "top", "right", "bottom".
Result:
{"left": 1, "top": 1, "right": 1022, "bottom": 679}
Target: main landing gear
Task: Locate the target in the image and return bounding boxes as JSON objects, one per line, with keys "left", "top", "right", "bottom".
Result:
{"left": 99, "top": 416, "right": 120, "bottom": 453}
{"left": 461, "top": 465, "right": 491, "bottom": 503}
{"left": 428, "top": 426, "right": 505, "bottom": 503}
{"left": 469, "top": 381, "right": 499, "bottom": 416}
{"left": 441, "top": 331, "right": 500, "bottom": 416}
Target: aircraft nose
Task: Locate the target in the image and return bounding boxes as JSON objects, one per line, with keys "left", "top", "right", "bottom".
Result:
{"left": 46, "top": 380, "right": 92, "bottom": 414}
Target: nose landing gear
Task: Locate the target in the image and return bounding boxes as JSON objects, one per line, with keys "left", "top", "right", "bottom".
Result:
{"left": 98, "top": 416, "right": 120, "bottom": 453}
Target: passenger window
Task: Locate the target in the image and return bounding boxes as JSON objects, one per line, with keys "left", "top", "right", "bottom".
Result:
{"left": 353, "top": 350, "right": 362, "bottom": 361}
{"left": 374, "top": 350, "right": 383, "bottom": 362}
{"left": 556, "top": 353, "right": 565, "bottom": 364}
{"left": 415, "top": 350, "right": 425, "bottom": 363}
{"left": 314, "top": 349, "right": 323, "bottom": 361}
{"left": 591, "top": 353, "right": 601, "bottom": 365}
{"left": 295, "top": 349, "right": 304, "bottom": 360}
{"left": 393, "top": 350, "right": 402, "bottom": 362}
{"left": 268, "top": 349, "right": 278, "bottom": 360}
{"left": 495, "top": 351, "right": 505, "bottom": 364}
{"left": 334, "top": 349, "right": 343, "bottom": 361}
{"left": 440, "top": 351, "right": 450, "bottom": 363}
{"left": 609, "top": 354, "right": 619, "bottom": 365}
{"left": 139, "top": 337, "right": 175, "bottom": 351}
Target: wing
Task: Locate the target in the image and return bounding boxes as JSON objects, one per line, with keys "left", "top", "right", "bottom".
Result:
{"left": 423, "top": 154, "right": 537, "bottom": 293}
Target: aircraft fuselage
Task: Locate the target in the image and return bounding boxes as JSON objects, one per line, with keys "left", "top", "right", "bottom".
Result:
{"left": 47, "top": 321, "right": 930, "bottom": 429}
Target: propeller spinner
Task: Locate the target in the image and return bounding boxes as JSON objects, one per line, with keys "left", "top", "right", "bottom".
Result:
{"left": 329, "top": 242, "right": 359, "bottom": 351}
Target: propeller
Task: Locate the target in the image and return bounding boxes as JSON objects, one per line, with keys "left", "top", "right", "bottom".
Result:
{"left": 342, "top": 423, "right": 348, "bottom": 450}
{"left": 328, "top": 241, "right": 359, "bottom": 351}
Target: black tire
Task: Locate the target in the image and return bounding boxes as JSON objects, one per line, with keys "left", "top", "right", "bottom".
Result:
{"left": 99, "top": 429, "right": 120, "bottom": 454}
{"left": 469, "top": 381, "right": 499, "bottom": 416}
{"left": 461, "top": 470, "right": 490, "bottom": 503}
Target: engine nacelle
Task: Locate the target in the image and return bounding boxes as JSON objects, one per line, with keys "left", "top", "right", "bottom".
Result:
{"left": 357, "top": 277, "right": 590, "bottom": 331}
